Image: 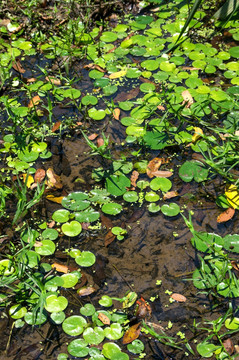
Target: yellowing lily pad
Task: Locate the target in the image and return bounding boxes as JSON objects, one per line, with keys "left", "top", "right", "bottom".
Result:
{"left": 225, "top": 184, "right": 239, "bottom": 209}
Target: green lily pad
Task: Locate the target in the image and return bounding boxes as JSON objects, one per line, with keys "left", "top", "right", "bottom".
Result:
{"left": 44, "top": 276, "right": 64, "bottom": 291}
{"left": 50, "top": 311, "right": 65, "bottom": 324}
{"left": 123, "top": 191, "right": 138, "bottom": 203}
{"left": 104, "top": 323, "right": 123, "bottom": 340}
{"left": 100, "top": 32, "right": 117, "bottom": 42}
{"left": 62, "top": 192, "right": 90, "bottom": 211}
{"left": 18, "top": 149, "right": 39, "bottom": 162}
{"left": 191, "top": 232, "right": 224, "bottom": 253}
{"left": 68, "top": 339, "right": 89, "bottom": 357}
{"left": 224, "top": 234, "right": 239, "bottom": 253}
{"left": 197, "top": 341, "right": 220, "bottom": 358}
{"left": 150, "top": 178, "right": 172, "bottom": 192}
{"left": 161, "top": 203, "right": 180, "bottom": 216}
{"left": 52, "top": 209, "right": 70, "bottom": 223}
{"left": 88, "top": 108, "right": 106, "bottom": 120}
{"left": 35, "top": 240, "right": 56, "bottom": 255}
{"left": 159, "top": 61, "right": 176, "bottom": 72}
{"left": 106, "top": 174, "right": 130, "bottom": 196}
{"left": 81, "top": 95, "right": 98, "bottom": 106}
{"left": 42, "top": 228, "right": 59, "bottom": 240}
{"left": 102, "top": 203, "right": 123, "bottom": 216}
{"left": 80, "top": 303, "right": 96, "bottom": 316}
{"left": 145, "top": 191, "right": 160, "bottom": 202}
{"left": 83, "top": 327, "right": 105, "bottom": 345}
{"left": 0, "top": 259, "right": 14, "bottom": 276}
{"left": 9, "top": 304, "right": 27, "bottom": 319}
{"left": 75, "top": 208, "right": 100, "bottom": 223}
{"left": 61, "top": 221, "right": 82, "bottom": 237}
{"left": 140, "top": 83, "right": 156, "bottom": 93}
{"left": 103, "top": 84, "right": 118, "bottom": 96}
{"left": 229, "top": 46, "right": 239, "bottom": 58}
{"left": 102, "top": 343, "right": 121, "bottom": 358}
{"left": 24, "top": 310, "right": 47, "bottom": 325}
{"left": 99, "top": 295, "right": 113, "bottom": 307}
{"left": 126, "top": 126, "right": 146, "bottom": 137}
{"left": 61, "top": 273, "right": 79, "bottom": 288}
{"left": 148, "top": 203, "right": 161, "bottom": 213}
{"left": 141, "top": 59, "right": 159, "bottom": 71}
{"left": 89, "top": 70, "right": 104, "bottom": 79}
{"left": 62, "top": 315, "right": 87, "bottom": 336}
{"left": 45, "top": 294, "right": 68, "bottom": 313}
{"left": 179, "top": 161, "right": 208, "bottom": 182}
{"left": 217, "top": 279, "right": 239, "bottom": 297}
{"left": 127, "top": 339, "right": 144, "bottom": 354}
{"left": 225, "top": 317, "right": 239, "bottom": 330}
{"left": 75, "top": 251, "right": 96, "bottom": 267}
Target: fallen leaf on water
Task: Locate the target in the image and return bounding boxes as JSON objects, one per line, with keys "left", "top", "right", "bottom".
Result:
{"left": 139, "top": 77, "right": 156, "bottom": 85}
{"left": 77, "top": 286, "right": 96, "bottom": 296}
{"left": 181, "top": 66, "right": 201, "bottom": 71}
{"left": 150, "top": 170, "right": 173, "bottom": 178}
{"left": 46, "top": 195, "right": 64, "bottom": 204}
{"left": 97, "top": 137, "right": 104, "bottom": 147}
{"left": 104, "top": 230, "right": 116, "bottom": 247}
{"left": 51, "top": 263, "right": 69, "bottom": 274}
{"left": 122, "top": 323, "right": 141, "bottom": 344}
{"left": 147, "top": 158, "right": 162, "bottom": 175}
{"left": 22, "top": 174, "right": 34, "bottom": 188}
{"left": 101, "top": 214, "right": 113, "bottom": 229}
{"left": 170, "top": 293, "right": 187, "bottom": 302}
{"left": 26, "top": 77, "right": 37, "bottom": 83}
{"left": 231, "top": 261, "right": 239, "bottom": 271}
{"left": 98, "top": 312, "right": 110, "bottom": 325}
{"left": 45, "top": 76, "right": 61, "bottom": 85}
{"left": 144, "top": 321, "right": 165, "bottom": 331}
{"left": 157, "top": 105, "right": 166, "bottom": 111}
{"left": 217, "top": 207, "right": 235, "bottom": 223}
{"left": 131, "top": 170, "right": 139, "bottom": 188}
{"left": 192, "top": 127, "right": 203, "bottom": 143}
{"left": 28, "top": 95, "right": 41, "bottom": 108}
{"left": 34, "top": 168, "right": 46, "bottom": 183}
{"left": 181, "top": 90, "right": 194, "bottom": 108}
{"left": 12, "top": 60, "right": 25, "bottom": 74}
{"left": 51, "top": 121, "right": 61, "bottom": 132}
{"left": 225, "top": 184, "right": 239, "bottom": 209}
{"left": 163, "top": 190, "right": 179, "bottom": 200}
{"left": 88, "top": 133, "right": 98, "bottom": 140}
{"left": 46, "top": 168, "right": 63, "bottom": 189}
{"left": 223, "top": 338, "right": 234, "bottom": 355}
{"left": 136, "top": 297, "right": 152, "bottom": 319}
{"left": 47, "top": 220, "right": 55, "bottom": 228}
{"left": 84, "top": 63, "right": 106, "bottom": 72}
{"left": 114, "top": 87, "right": 140, "bottom": 102}
{"left": 109, "top": 70, "right": 127, "bottom": 79}
{"left": 113, "top": 108, "right": 120, "bottom": 120}
{"left": 107, "top": 46, "right": 117, "bottom": 54}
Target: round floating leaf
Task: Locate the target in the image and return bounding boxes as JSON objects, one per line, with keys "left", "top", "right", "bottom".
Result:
{"left": 61, "top": 221, "right": 82, "bottom": 237}
{"left": 102, "top": 203, "right": 123, "bottom": 215}
{"left": 81, "top": 95, "right": 98, "bottom": 106}
{"left": 191, "top": 232, "right": 224, "bottom": 253}
{"left": 45, "top": 295, "right": 68, "bottom": 313}
{"left": 88, "top": 108, "right": 106, "bottom": 120}
{"left": 42, "top": 228, "right": 59, "bottom": 241}
{"left": 148, "top": 203, "right": 161, "bottom": 213}
{"left": 161, "top": 203, "right": 180, "bottom": 217}
{"left": 229, "top": 46, "right": 239, "bottom": 58}
{"left": 225, "top": 317, "right": 239, "bottom": 330}
{"left": 94, "top": 78, "right": 110, "bottom": 87}
{"left": 75, "top": 251, "right": 96, "bottom": 267}
{"left": 150, "top": 178, "right": 172, "bottom": 192}
{"left": 210, "top": 89, "right": 228, "bottom": 101}
{"left": 62, "top": 192, "right": 89, "bottom": 211}
{"left": 44, "top": 275, "right": 64, "bottom": 291}
{"left": 31, "top": 142, "right": 47, "bottom": 153}
{"left": 103, "top": 85, "right": 118, "bottom": 96}
{"left": 224, "top": 234, "right": 239, "bottom": 253}
{"left": 99, "top": 295, "right": 113, "bottom": 307}
{"left": 102, "top": 343, "right": 121, "bottom": 358}
{"left": 179, "top": 161, "right": 208, "bottom": 182}
{"left": 22, "top": 250, "right": 40, "bottom": 268}
{"left": 101, "top": 31, "right": 117, "bottom": 42}
{"left": 68, "top": 339, "right": 89, "bottom": 357}
{"left": 0, "top": 259, "right": 14, "bottom": 276}
{"left": 9, "top": 304, "right": 27, "bottom": 319}
{"left": 104, "top": 323, "right": 123, "bottom": 340}
{"left": 80, "top": 303, "right": 96, "bottom": 316}
{"left": 159, "top": 61, "right": 176, "bottom": 72}
{"left": 217, "top": 279, "right": 239, "bottom": 297}
{"left": 51, "top": 311, "right": 65, "bottom": 324}
{"left": 127, "top": 339, "right": 144, "bottom": 354}
{"left": 126, "top": 68, "right": 141, "bottom": 79}
{"left": 123, "top": 191, "right": 138, "bottom": 203}
{"left": 106, "top": 174, "right": 130, "bottom": 196}
{"left": 18, "top": 149, "right": 39, "bottom": 162}
{"left": 141, "top": 59, "right": 158, "bottom": 71}
{"left": 63, "top": 315, "right": 87, "bottom": 336}
{"left": 35, "top": 240, "right": 56, "bottom": 255}
{"left": 197, "top": 342, "right": 220, "bottom": 358}
{"left": 83, "top": 327, "right": 105, "bottom": 345}
{"left": 24, "top": 311, "right": 47, "bottom": 325}
{"left": 140, "top": 83, "right": 156, "bottom": 93}
{"left": 61, "top": 273, "right": 79, "bottom": 288}
{"left": 75, "top": 208, "right": 100, "bottom": 223}
{"left": 52, "top": 209, "right": 70, "bottom": 223}
{"left": 89, "top": 70, "right": 104, "bottom": 79}
{"left": 145, "top": 191, "right": 159, "bottom": 202}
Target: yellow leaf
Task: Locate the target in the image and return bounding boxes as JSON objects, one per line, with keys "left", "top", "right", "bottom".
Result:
{"left": 192, "top": 127, "right": 203, "bottom": 143}
{"left": 22, "top": 174, "right": 34, "bottom": 188}
{"left": 225, "top": 184, "right": 239, "bottom": 209}
{"left": 46, "top": 195, "right": 64, "bottom": 204}
{"left": 109, "top": 70, "right": 127, "bottom": 79}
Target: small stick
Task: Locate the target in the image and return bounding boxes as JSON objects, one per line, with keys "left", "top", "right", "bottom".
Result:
{"left": 112, "top": 264, "right": 134, "bottom": 292}
{"left": 5, "top": 321, "right": 14, "bottom": 354}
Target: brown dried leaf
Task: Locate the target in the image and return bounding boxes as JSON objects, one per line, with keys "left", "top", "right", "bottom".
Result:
{"left": 223, "top": 338, "right": 234, "bottom": 355}
{"left": 51, "top": 263, "right": 69, "bottom": 274}
{"left": 181, "top": 66, "right": 201, "bottom": 71}
{"left": 113, "top": 108, "right": 120, "bottom": 120}
{"left": 34, "top": 168, "right": 46, "bottom": 183}
{"left": 182, "top": 90, "right": 194, "bottom": 108}
{"left": 46, "top": 195, "right": 64, "bottom": 204}
{"left": 231, "top": 261, "right": 239, "bottom": 271}
{"left": 12, "top": 60, "right": 25, "bottom": 74}
{"left": 26, "top": 77, "right": 37, "bottom": 83}
{"left": 88, "top": 133, "right": 98, "bottom": 140}
{"left": 51, "top": 121, "right": 61, "bottom": 132}
{"left": 101, "top": 214, "right": 113, "bottom": 229}
{"left": 47, "top": 220, "right": 55, "bottom": 228}
{"left": 131, "top": 170, "right": 139, "bottom": 188}
{"left": 98, "top": 312, "right": 110, "bottom": 325}
{"left": 217, "top": 207, "right": 235, "bottom": 223}
{"left": 122, "top": 323, "right": 141, "bottom": 344}
{"left": 97, "top": 137, "right": 104, "bottom": 147}
{"left": 28, "top": 95, "right": 41, "bottom": 108}
{"left": 157, "top": 105, "right": 166, "bottom": 111}
{"left": 147, "top": 158, "right": 162, "bottom": 172}
{"left": 46, "top": 168, "right": 63, "bottom": 189}
{"left": 45, "top": 76, "right": 61, "bottom": 85}
{"left": 114, "top": 87, "right": 140, "bottom": 102}
{"left": 136, "top": 297, "right": 152, "bottom": 319}
{"left": 163, "top": 190, "right": 179, "bottom": 200}
{"left": 171, "top": 293, "right": 187, "bottom": 302}
{"left": 149, "top": 170, "right": 173, "bottom": 178}
{"left": 84, "top": 63, "right": 106, "bottom": 72}
{"left": 77, "top": 286, "right": 96, "bottom": 296}
{"left": 105, "top": 230, "right": 116, "bottom": 247}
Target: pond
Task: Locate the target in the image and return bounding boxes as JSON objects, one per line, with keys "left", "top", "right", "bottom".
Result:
{"left": 0, "top": 0, "right": 239, "bottom": 359}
